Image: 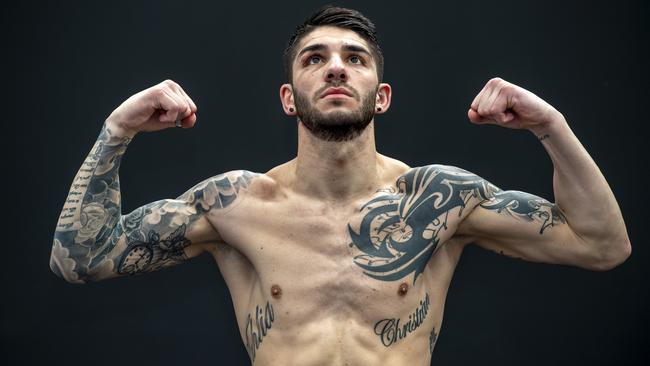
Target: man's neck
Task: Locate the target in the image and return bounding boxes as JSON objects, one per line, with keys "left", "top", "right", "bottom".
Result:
{"left": 289, "top": 120, "right": 384, "bottom": 202}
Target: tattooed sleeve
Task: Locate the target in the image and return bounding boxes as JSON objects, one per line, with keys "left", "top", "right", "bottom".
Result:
{"left": 51, "top": 122, "right": 257, "bottom": 283}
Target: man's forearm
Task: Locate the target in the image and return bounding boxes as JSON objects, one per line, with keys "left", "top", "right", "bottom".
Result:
{"left": 51, "top": 121, "right": 132, "bottom": 282}
{"left": 532, "top": 113, "right": 631, "bottom": 263}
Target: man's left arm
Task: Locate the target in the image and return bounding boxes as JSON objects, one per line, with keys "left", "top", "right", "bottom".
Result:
{"left": 456, "top": 77, "right": 631, "bottom": 271}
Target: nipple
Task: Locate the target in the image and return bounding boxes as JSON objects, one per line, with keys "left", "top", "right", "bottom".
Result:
{"left": 398, "top": 282, "right": 409, "bottom": 296}
{"left": 271, "top": 284, "right": 282, "bottom": 299}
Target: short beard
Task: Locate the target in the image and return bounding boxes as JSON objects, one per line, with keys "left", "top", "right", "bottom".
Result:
{"left": 294, "top": 84, "right": 377, "bottom": 142}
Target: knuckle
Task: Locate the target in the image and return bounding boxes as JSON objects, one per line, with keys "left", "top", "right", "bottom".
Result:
{"left": 163, "top": 79, "right": 179, "bottom": 89}
{"left": 152, "top": 86, "right": 167, "bottom": 98}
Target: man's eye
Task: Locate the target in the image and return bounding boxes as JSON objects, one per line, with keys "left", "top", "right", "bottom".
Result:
{"left": 307, "top": 56, "right": 322, "bottom": 65}
{"left": 350, "top": 56, "right": 363, "bottom": 64}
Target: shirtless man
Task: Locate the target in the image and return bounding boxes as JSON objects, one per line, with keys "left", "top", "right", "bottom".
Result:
{"left": 50, "top": 6, "right": 631, "bottom": 366}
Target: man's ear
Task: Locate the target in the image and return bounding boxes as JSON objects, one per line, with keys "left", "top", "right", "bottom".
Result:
{"left": 279, "top": 84, "right": 297, "bottom": 116}
{"left": 375, "top": 83, "right": 392, "bottom": 114}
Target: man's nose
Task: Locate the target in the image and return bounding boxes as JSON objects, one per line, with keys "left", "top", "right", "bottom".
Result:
{"left": 325, "top": 56, "right": 347, "bottom": 82}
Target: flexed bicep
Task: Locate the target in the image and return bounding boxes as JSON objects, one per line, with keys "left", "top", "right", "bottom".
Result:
{"left": 457, "top": 186, "right": 598, "bottom": 268}
{"left": 51, "top": 170, "right": 259, "bottom": 283}
{"left": 111, "top": 171, "right": 259, "bottom": 277}
{"left": 479, "top": 190, "right": 567, "bottom": 234}
{"left": 109, "top": 199, "right": 215, "bottom": 277}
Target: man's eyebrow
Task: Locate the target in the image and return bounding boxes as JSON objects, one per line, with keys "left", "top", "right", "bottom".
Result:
{"left": 342, "top": 44, "right": 371, "bottom": 56}
{"left": 297, "top": 43, "right": 327, "bottom": 58}
{"left": 296, "top": 43, "right": 372, "bottom": 58}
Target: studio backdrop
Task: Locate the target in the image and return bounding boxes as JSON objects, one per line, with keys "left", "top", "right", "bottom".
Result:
{"left": 3, "top": 1, "right": 648, "bottom": 365}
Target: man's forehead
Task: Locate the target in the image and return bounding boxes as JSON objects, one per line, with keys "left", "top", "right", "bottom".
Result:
{"left": 296, "top": 26, "right": 370, "bottom": 54}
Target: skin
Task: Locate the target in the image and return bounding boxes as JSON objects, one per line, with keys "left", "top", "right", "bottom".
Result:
{"left": 51, "top": 25, "right": 631, "bottom": 366}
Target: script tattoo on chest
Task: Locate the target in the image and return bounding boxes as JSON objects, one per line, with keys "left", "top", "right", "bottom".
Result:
{"left": 245, "top": 301, "right": 275, "bottom": 362}
{"left": 374, "top": 293, "right": 430, "bottom": 347}
{"left": 348, "top": 164, "right": 566, "bottom": 284}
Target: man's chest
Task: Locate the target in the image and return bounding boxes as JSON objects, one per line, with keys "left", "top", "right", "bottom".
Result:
{"left": 208, "top": 176, "right": 474, "bottom": 319}
{"left": 211, "top": 165, "right": 487, "bottom": 276}
{"left": 199, "top": 165, "right": 489, "bottom": 358}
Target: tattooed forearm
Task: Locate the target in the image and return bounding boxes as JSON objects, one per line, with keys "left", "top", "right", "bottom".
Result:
{"left": 479, "top": 190, "right": 566, "bottom": 234}
{"left": 245, "top": 301, "right": 275, "bottom": 362}
{"left": 51, "top": 122, "right": 258, "bottom": 283}
{"left": 373, "top": 293, "right": 430, "bottom": 347}
{"left": 51, "top": 122, "right": 130, "bottom": 282}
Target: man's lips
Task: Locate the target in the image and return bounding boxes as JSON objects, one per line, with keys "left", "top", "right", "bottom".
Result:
{"left": 320, "top": 88, "right": 353, "bottom": 99}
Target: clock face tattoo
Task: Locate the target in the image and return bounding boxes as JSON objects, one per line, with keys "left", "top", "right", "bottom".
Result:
{"left": 118, "top": 224, "right": 191, "bottom": 275}
{"left": 119, "top": 245, "right": 153, "bottom": 273}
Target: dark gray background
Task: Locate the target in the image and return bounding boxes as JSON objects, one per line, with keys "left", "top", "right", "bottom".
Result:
{"left": 3, "top": 0, "right": 648, "bottom": 365}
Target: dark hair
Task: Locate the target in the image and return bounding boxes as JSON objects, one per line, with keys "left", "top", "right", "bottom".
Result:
{"left": 283, "top": 5, "right": 384, "bottom": 84}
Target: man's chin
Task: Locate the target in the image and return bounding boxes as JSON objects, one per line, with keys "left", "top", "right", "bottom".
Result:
{"left": 315, "top": 110, "right": 364, "bottom": 126}
{"left": 295, "top": 89, "right": 376, "bottom": 141}
{"left": 298, "top": 110, "right": 373, "bottom": 142}
{"left": 319, "top": 103, "right": 354, "bottom": 113}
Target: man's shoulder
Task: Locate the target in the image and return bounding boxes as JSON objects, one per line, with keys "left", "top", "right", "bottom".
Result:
{"left": 399, "top": 163, "right": 480, "bottom": 179}
{"left": 182, "top": 169, "right": 277, "bottom": 213}
{"left": 208, "top": 169, "right": 279, "bottom": 197}
{"left": 197, "top": 170, "right": 264, "bottom": 192}
{"left": 396, "top": 163, "right": 499, "bottom": 203}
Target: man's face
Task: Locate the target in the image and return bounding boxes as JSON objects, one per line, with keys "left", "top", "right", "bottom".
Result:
{"left": 287, "top": 26, "right": 382, "bottom": 142}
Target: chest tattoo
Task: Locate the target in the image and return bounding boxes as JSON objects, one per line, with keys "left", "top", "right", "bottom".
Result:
{"left": 348, "top": 165, "right": 494, "bottom": 283}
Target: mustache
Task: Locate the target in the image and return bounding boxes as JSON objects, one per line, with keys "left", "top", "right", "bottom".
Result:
{"left": 313, "top": 82, "right": 360, "bottom": 101}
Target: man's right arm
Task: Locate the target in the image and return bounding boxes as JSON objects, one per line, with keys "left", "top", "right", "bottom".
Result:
{"left": 50, "top": 80, "right": 256, "bottom": 283}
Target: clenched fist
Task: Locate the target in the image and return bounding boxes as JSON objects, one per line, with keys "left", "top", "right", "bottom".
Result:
{"left": 105, "top": 79, "right": 198, "bottom": 138}
{"left": 468, "top": 77, "right": 563, "bottom": 134}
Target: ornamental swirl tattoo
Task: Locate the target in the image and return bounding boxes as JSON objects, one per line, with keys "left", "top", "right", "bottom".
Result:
{"left": 479, "top": 190, "right": 566, "bottom": 234}
{"left": 348, "top": 165, "right": 565, "bottom": 284}
{"left": 349, "top": 165, "right": 495, "bottom": 283}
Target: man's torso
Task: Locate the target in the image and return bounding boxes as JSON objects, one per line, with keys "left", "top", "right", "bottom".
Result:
{"left": 202, "top": 159, "right": 485, "bottom": 365}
